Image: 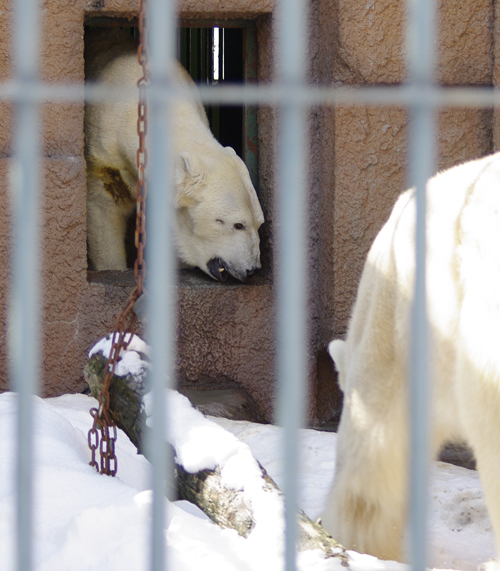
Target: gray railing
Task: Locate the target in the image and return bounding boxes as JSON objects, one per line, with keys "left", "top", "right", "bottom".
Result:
{"left": 11, "top": 0, "right": 41, "bottom": 570}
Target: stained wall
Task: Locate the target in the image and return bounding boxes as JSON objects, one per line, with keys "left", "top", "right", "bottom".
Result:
{"left": 0, "top": 0, "right": 496, "bottom": 425}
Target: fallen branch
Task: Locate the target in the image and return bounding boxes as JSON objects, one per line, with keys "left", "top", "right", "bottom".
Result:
{"left": 84, "top": 351, "right": 348, "bottom": 565}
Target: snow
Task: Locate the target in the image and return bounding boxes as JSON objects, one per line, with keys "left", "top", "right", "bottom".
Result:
{"left": 144, "top": 389, "right": 262, "bottom": 481}
{"left": 0, "top": 391, "right": 496, "bottom": 571}
{"left": 0, "top": 335, "right": 496, "bottom": 570}
{"left": 212, "top": 417, "right": 497, "bottom": 571}
{"left": 88, "top": 334, "right": 151, "bottom": 379}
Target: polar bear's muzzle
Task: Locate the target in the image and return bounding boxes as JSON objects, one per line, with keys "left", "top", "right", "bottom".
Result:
{"left": 207, "top": 257, "right": 229, "bottom": 282}
{"left": 207, "top": 257, "right": 260, "bottom": 283}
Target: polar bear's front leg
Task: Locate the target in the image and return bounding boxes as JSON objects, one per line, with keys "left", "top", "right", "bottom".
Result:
{"left": 322, "top": 231, "right": 411, "bottom": 560}
{"left": 322, "top": 373, "right": 408, "bottom": 562}
{"left": 456, "top": 316, "right": 500, "bottom": 568}
{"left": 87, "top": 173, "right": 135, "bottom": 270}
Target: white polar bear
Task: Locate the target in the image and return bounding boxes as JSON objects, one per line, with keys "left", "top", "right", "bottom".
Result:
{"left": 322, "top": 151, "right": 500, "bottom": 565}
{"left": 84, "top": 29, "right": 264, "bottom": 282}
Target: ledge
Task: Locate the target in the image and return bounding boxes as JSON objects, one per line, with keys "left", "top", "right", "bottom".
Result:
{"left": 84, "top": 0, "right": 274, "bottom": 20}
{"left": 87, "top": 267, "right": 271, "bottom": 289}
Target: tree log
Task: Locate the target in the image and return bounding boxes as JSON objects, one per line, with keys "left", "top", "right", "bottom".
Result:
{"left": 84, "top": 352, "right": 348, "bottom": 565}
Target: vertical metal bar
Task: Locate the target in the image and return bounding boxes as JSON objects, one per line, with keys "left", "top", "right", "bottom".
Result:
{"left": 179, "top": 28, "right": 188, "bottom": 68}
{"left": 407, "top": 0, "right": 435, "bottom": 569}
{"left": 210, "top": 27, "right": 221, "bottom": 142}
{"left": 11, "top": 0, "right": 41, "bottom": 569}
{"left": 190, "top": 31, "right": 199, "bottom": 81}
{"left": 275, "top": 0, "right": 308, "bottom": 570}
{"left": 244, "top": 22, "right": 259, "bottom": 188}
{"left": 147, "top": 0, "right": 176, "bottom": 569}
{"left": 220, "top": 27, "right": 225, "bottom": 82}
{"left": 201, "top": 28, "right": 208, "bottom": 84}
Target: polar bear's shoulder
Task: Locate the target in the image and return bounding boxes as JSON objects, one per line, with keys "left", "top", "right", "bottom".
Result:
{"left": 84, "top": 28, "right": 139, "bottom": 82}
{"left": 172, "top": 62, "right": 210, "bottom": 129}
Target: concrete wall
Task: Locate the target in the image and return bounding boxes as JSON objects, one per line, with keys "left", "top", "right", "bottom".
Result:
{"left": 0, "top": 0, "right": 496, "bottom": 425}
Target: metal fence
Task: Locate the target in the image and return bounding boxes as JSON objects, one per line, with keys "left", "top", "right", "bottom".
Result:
{"left": 6, "top": 0, "right": 498, "bottom": 569}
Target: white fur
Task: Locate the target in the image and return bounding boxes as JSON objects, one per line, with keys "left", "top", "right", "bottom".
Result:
{"left": 328, "top": 339, "right": 347, "bottom": 390}
{"left": 84, "top": 29, "right": 264, "bottom": 281}
{"left": 322, "top": 151, "right": 500, "bottom": 566}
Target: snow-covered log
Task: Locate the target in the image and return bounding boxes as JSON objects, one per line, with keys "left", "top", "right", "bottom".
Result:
{"left": 84, "top": 338, "right": 348, "bottom": 565}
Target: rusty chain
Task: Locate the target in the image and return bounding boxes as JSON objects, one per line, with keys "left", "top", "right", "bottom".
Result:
{"left": 88, "top": 1, "right": 149, "bottom": 476}
{"left": 135, "top": 0, "right": 149, "bottom": 293}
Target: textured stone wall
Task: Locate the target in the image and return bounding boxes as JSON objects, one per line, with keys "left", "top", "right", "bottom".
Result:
{"left": 0, "top": 0, "right": 496, "bottom": 425}
{"left": 0, "top": 0, "right": 87, "bottom": 396}
{"left": 330, "top": 0, "right": 494, "bottom": 340}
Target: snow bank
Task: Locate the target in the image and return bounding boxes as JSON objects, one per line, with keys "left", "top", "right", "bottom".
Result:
{"left": 0, "top": 334, "right": 495, "bottom": 570}
{"left": 0, "top": 391, "right": 496, "bottom": 570}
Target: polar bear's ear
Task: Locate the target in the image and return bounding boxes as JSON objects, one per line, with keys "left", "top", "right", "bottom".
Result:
{"left": 175, "top": 151, "right": 206, "bottom": 208}
{"left": 225, "top": 147, "right": 265, "bottom": 227}
{"left": 175, "top": 151, "right": 204, "bottom": 183}
{"left": 224, "top": 146, "right": 237, "bottom": 157}
{"left": 328, "top": 339, "right": 346, "bottom": 375}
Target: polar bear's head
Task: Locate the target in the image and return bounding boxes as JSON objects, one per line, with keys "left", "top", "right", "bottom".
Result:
{"left": 174, "top": 147, "right": 265, "bottom": 283}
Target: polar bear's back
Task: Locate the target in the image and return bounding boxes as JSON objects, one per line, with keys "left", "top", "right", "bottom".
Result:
{"left": 84, "top": 28, "right": 213, "bottom": 177}
{"left": 85, "top": 28, "right": 138, "bottom": 80}
{"left": 341, "top": 151, "right": 500, "bottom": 431}
{"left": 353, "top": 151, "right": 500, "bottom": 342}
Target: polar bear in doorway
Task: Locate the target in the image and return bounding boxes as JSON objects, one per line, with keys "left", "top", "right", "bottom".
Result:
{"left": 85, "top": 29, "right": 264, "bottom": 282}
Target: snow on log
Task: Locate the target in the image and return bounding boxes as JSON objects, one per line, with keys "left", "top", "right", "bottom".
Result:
{"left": 84, "top": 336, "right": 348, "bottom": 565}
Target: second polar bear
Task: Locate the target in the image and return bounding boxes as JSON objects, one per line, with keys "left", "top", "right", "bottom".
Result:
{"left": 85, "top": 29, "right": 264, "bottom": 282}
{"left": 322, "top": 151, "right": 500, "bottom": 566}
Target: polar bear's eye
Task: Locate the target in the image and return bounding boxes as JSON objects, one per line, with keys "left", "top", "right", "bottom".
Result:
{"left": 234, "top": 223, "right": 245, "bottom": 230}
{"left": 216, "top": 219, "right": 224, "bottom": 225}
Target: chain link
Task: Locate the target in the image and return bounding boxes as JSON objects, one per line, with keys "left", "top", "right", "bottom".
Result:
{"left": 99, "top": 424, "right": 118, "bottom": 476}
{"left": 135, "top": 0, "right": 150, "bottom": 297}
{"left": 88, "top": 410, "right": 99, "bottom": 471}
{"left": 88, "top": 0, "right": 149, "bottom": 477}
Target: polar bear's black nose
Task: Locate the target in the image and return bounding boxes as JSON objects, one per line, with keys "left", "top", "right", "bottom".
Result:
{"left": 246, "top": 267, "right": 259, "bottom": 279}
